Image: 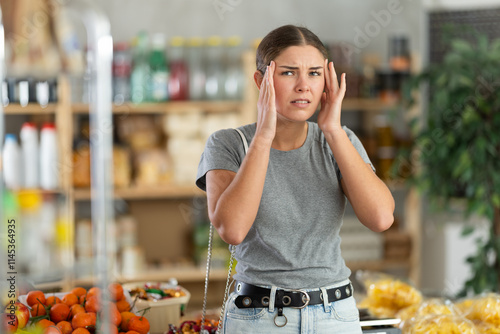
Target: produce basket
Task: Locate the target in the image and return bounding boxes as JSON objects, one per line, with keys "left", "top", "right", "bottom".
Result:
{"left": 123, "top": 281, "right": 191, "bottom": 334}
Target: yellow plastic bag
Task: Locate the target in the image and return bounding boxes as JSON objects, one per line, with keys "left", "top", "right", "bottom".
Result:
{"left": 456, "top": 293, "right": 500, "bottom": 329}
{"left": 356, "top": 271, "right": 422, "bottom": 318}
{"left": 403, "top": 314, "right": 477, "bottom": 334}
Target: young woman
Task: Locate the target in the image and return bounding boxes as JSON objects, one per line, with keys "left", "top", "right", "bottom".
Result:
{"left": 196, "top": 24, "right": 395, "bottom": 333}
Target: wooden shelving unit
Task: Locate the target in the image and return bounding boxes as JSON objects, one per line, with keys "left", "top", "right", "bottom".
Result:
{"left": 342, "top": 98, "right": 398, "bottom": 112}
{"left": 3, "top": 103, "right": 58, "bottom": 114}
{"left": 71, "top": 100, "right": 244, "bottom": 114}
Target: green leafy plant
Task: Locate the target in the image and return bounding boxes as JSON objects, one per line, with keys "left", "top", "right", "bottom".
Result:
{"left": 394, "top": 27, "right": 500, "bottom": 296}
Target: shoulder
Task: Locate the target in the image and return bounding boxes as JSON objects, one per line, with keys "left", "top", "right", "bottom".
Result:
{"left": 208, "top": 123, "right": 256, "bottom": 143}
{"left": 203, "top": 123, "right": 256, "bottom": 159}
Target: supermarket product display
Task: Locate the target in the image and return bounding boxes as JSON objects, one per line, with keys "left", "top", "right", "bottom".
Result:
{"left": 357, "top": 271, "right": 500, "bottom": 334}
{"left": 5, "top": 283, "right": 151, "bottom": 334}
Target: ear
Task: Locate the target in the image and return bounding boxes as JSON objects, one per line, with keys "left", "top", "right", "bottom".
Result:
{"left": 254, "top": 70, "right": 264, "bottom": 89}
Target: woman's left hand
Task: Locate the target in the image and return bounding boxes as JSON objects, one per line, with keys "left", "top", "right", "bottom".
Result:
{"left": 317, "top": 59, "right": 346, "bottom": 134}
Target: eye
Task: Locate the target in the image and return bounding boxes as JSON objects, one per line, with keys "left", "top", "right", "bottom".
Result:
{"left": 310, "top": 71, "right": 322, "bottom": 76}
{"left": 281, "top": 71, "right": 294, "bottom": 76}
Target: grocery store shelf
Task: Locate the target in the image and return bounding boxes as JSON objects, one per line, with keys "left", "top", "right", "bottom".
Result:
{"left": 3, "top": 103, "right": 58, "bottom": 114}
{"left": 342, "top": 98, "right": 397, "bottom": 111}
{"left": 71, "top": 100, "right": 244, "bottom": 114}
{"left": 73, "top": 184, "right": 205, "bottom": 201}
{"left": 10, "top": 188, "right": 66, "bottom": 198}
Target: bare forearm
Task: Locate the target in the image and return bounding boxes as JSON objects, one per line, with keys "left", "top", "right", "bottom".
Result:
{"left": 324, "top": 129, "right": 395, "bottom": 232}
{"left": 208, "top": 136, "right": 272, "bottom": 244}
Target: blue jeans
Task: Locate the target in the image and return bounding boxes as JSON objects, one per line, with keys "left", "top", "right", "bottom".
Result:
{"left": 222, "top": 280, "right": 362, "bottom": 333}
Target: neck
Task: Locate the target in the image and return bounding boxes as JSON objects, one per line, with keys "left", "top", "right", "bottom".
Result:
{"left": 272, "top": 121, "right": 308, "bottom": 151}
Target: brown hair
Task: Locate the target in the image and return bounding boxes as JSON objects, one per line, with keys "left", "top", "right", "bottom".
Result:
{"left": 256, "top": 25, "right": 328, "bottom": 74}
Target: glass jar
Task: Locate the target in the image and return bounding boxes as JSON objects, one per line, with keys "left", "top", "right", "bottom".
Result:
{"left": 186, "top": 37, "right": 206, "bottom": 100}
{"left": 204, "top": 36, "right": 225, "bottom": 100}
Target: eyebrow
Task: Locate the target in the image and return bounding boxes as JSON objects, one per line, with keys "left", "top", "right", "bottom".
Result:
{"left": 278, "top": 65, "right": 323, "bottom": 70}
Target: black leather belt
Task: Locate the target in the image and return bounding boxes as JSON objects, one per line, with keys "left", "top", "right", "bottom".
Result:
{"left": 234, "top": 281, "right": 353, "bottom": 309}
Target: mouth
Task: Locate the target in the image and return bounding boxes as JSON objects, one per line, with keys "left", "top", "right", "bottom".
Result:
{"left": 291, "top": 99, "right": 311, "bottom": 106}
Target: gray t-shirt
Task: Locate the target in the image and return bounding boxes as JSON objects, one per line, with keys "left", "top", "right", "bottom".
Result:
{"left": 196, "top": 121, "right": 374, "bottom": 289}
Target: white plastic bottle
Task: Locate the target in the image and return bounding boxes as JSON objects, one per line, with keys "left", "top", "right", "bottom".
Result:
{"left": 39, "top": 122, "right": 59, "bottom": 190}
{"left": 20, "top": 122, "right": 39, "bottom": 188}
{"left": 2, "top": 134, "right": 21, "bottom": 189}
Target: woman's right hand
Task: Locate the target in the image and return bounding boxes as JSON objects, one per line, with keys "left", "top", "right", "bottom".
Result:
{"left": 255, "top": 61, "right": 277, "bottom": 144}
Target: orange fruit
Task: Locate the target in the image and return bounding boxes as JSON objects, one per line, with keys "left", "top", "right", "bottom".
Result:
{"left": 86, "top": 287, "right": 101, "bottom": 299}
{"left": 126, "top": 331, "right": 141, "bottom": 334}
{"left": 119, "top": 311, "right": 136, "bottom": 331}
{"left": 116, "top": 299, "right": 130, "bottom": 313}
{"left": 71, "top": 312, "right": 96, "bottom": 329}
{"left": 31, "top": 302, "right": 47, "bottom": 317}
{"left": 69, "top": 304, "right": 85, "bottom": 319}
{"left": 49, "top": 303, "right": 71, "bottom": 323}
{"left": 84, "top": 295, "right": 101, "bottom": 313}
{"left": 43, "top": 325, "right": 62, "bottom": 334}
{"left": 62, "top": 293, "right": 78, "bottom": 307}
{"left": 108, "top": 283, "right": 124, "bottom": 301}
{"left": 55, "top": 320, "right": 72, "bottom": 334}
{"left": 72, "top": 328, "right": 90, "bottom": 334}
{"left": 78, "top": 295, "right": 86, "bottom": 304}
{"left": 127, "top": 316, "right": 150, "bottom": 334}
{"left": 45, "top": 295, "right": 62, "bottom": 307}
{"left": 37, "top": 318, "right": 56, "bottom": 329}
{"left": 27, "top": 290, "right": 46, "bottom": 307}
{"left": 71, "top": 287, "right": 87, "bottom": 298}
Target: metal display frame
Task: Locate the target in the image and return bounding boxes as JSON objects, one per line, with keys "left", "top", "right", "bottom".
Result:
{"left": 0, "top": 0, "right": 115, "bottom": 331}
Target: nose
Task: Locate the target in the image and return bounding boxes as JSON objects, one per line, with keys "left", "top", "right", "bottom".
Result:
{"left": 295, "top": 74, "right": 310, "bottom": 92}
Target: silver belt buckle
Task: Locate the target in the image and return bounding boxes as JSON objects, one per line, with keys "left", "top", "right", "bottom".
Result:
{"left": 290, "top": 289, "right": 310, "bottom": 309}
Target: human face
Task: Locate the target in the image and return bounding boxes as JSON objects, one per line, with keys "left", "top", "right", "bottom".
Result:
{"left": 272, "top": 45, "right": 325, "bottom": 122}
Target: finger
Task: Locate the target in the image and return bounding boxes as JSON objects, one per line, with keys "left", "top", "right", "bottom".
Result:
{"left": 263, "top": 66, "right": 271, "bottom": 104}
{"left": 329, "top": 62, "right": 340, "bottom": 91}
{"left": 258, "top": 67, "right": 269, "bottom": 106}
{"left": 323, "top": 58, "right": 331, "bottom": 93}
{"left": 267, "top": 62, "right": 276, "bottom": 107}
{"left": 268, "top": 61, "right": 275, "bottom": 89}
{"left": 339, "top": 73, "right": 347, "bottom": 98}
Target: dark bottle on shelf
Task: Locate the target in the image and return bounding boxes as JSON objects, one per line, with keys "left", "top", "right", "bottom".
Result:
{"left": 389, "top": 35, "right": 411, "bottom": 73}
{"left": 168, "top": 37, "right": 189, "bottom": 101}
